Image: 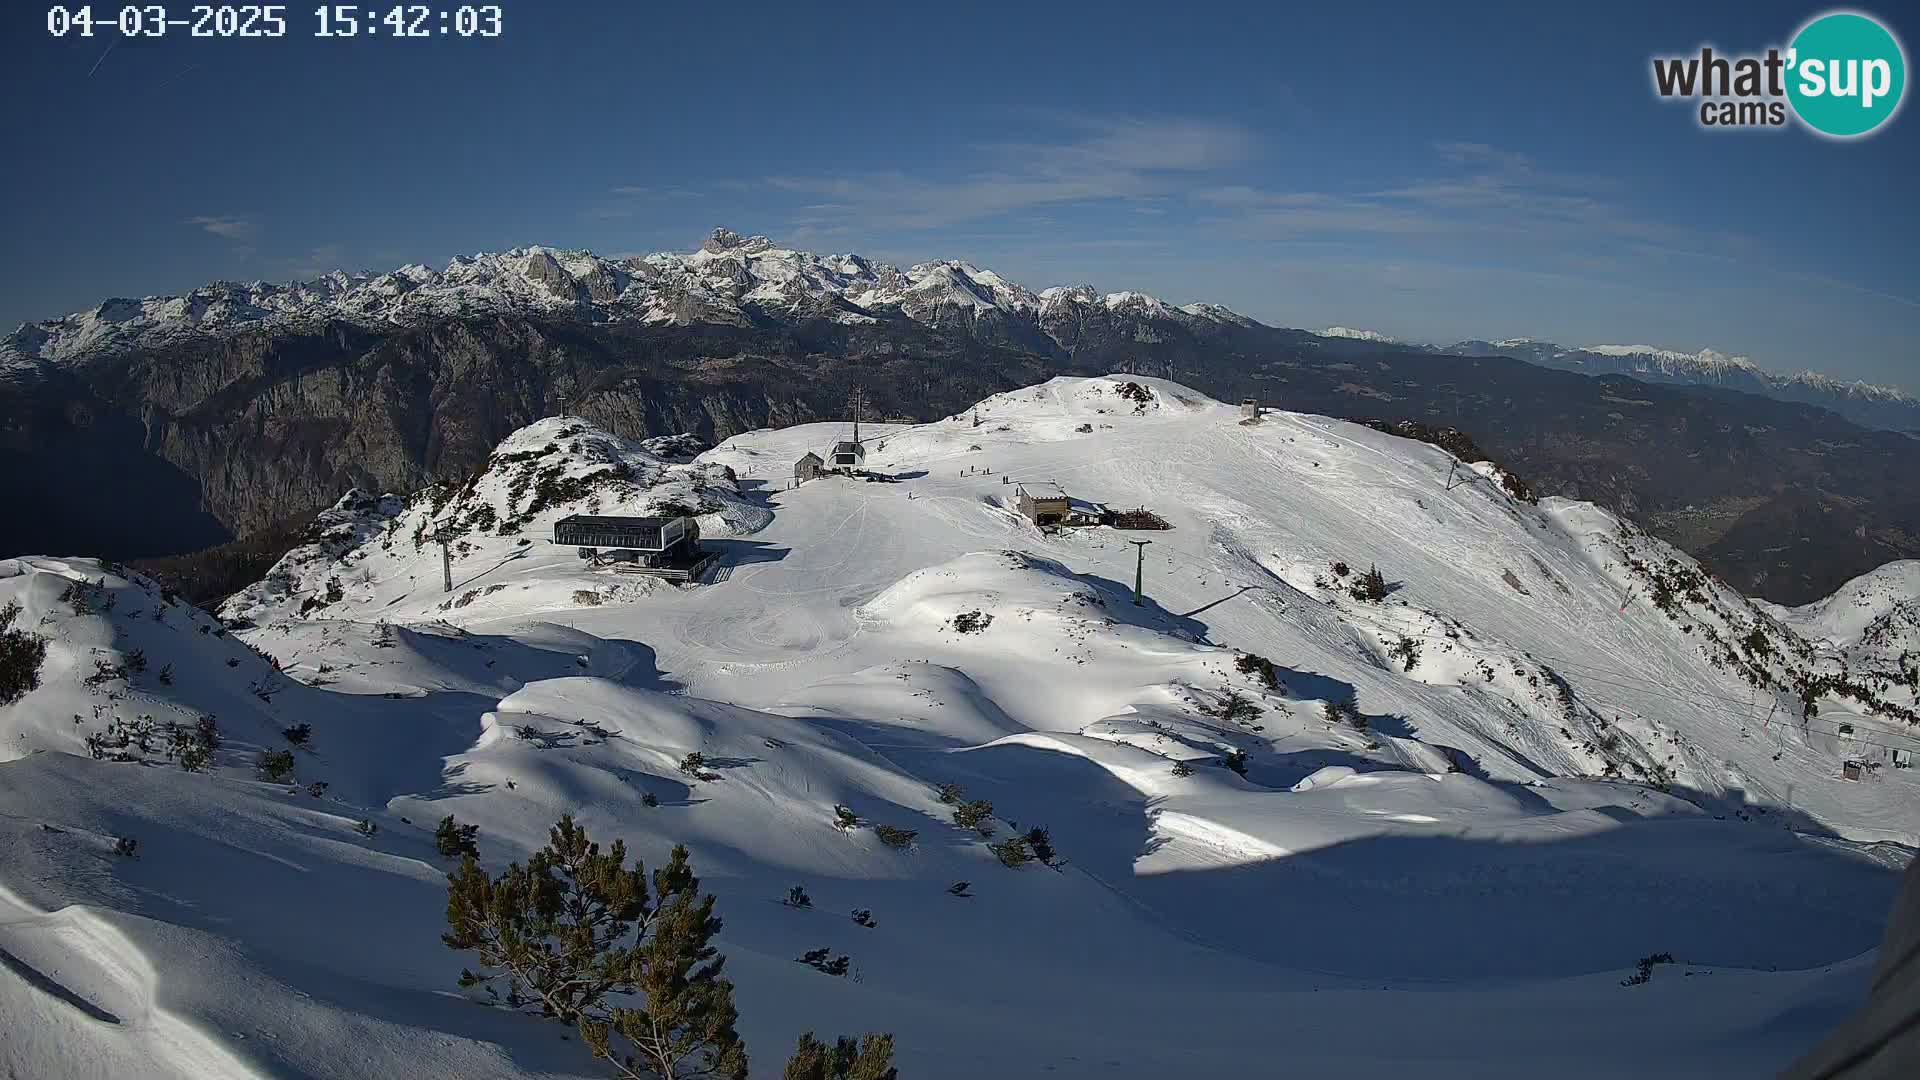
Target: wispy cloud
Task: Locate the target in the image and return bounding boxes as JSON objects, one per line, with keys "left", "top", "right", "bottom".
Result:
{"left": 1189, "top": 141, "right": 1735, "bottom": 264}
{"left": 586, "top": 185, "right": 705, "bottom": 220}
{"left": 760, "top": 116, "right": 1257, "bottom": 230}
{"left": 279, "top": 244, "right": 347, "bottom": 279}
{"left": 608, "top": 185, "right": 703, "bottom": 199}
{"left": 186, "top": 215, "right": 260, "bottom": 242}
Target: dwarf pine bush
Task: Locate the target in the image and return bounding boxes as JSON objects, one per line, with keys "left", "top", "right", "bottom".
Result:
{"left": 989, "top": 836, "right": 1033, "bottom": 868}
{"left": 782, "top": 1032, "right": 897, "bottom": 1080}
{"left": 257, "top": 749, "right": 296, "bottom": 782}
{"left": 435, "top": 815, "right": 479, "bottom": 859}
{"left": 0, "top": 602, "right": 49, "bottom": 707}
{"left": 874, "top": 825, "right": 917, "bottom": 850}
{"left": 444, "top": 815, "right": 753, "bottom": 1080}
{"left": 951, "top": 799, "right": 994, "bottom": 834}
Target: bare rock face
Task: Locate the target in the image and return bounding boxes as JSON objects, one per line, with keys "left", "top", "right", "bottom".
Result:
{"left": 700, "top": 227, "right": 750, "bottom": 253}
{"left": 579, "top": 265, "right": 624, "bottom": 305}
{"left": 521, "top": 250, "right": 581, "bottom": 302}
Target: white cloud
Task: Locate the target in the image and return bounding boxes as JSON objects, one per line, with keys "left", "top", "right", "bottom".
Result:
{"left": 186, "top": 215, "right": 259, "bottom": 242}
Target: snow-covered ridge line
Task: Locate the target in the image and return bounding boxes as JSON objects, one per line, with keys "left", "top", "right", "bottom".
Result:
{"left": 1581, "top": 344, "right": 1759, "bottom": 370}
{"left": 1, "top": 227, "right": 1260, "bottom": 366}
{"left": 1320, "top": 326, "right": 1397, "bottom": 343}
{"left": 1452, "top": 338, "right": 1916, "bottom": 406}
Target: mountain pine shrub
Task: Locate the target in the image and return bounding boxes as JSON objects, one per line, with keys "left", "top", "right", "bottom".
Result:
{"left": 1388, "top": 636, "right": 1422, "bottom": 672}
{"left": 874, "top": 825, "right": 917, "bottom": 850}
{"left": 782, "top": 1032, "right": 897, "bottom": 1080}
{"left": 444, "top": 815, "right": 750, "bottom": 1080}
{"left": 435, "top": 815, "right": 480, "bottom": 859}
{"left": 989, "top": 836, "right": 1033, "bottom": 868}
{"left": 257, "top": 749, "right": 296, "bottom": 782}
{"left": 0, "top": 602, "right": 50, "bottom": 707}
{"left": 1233, "top": 652, "right": 1280, "bottom": 691}
{"left": 951, "top": 799, "right": 994, "bottom": 834}
{"left": 1023, "top": 826, "right": 1055, "bottom": 865}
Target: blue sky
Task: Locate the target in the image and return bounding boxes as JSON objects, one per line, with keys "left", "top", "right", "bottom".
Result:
{"left": 3, "top": 0, "right": 1915, "bottom": 388}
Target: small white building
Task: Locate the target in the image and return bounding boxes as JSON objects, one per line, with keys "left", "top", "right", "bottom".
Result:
{"left": 1015, "top": 482, "right": 1070, "bottom": 525}
{"left": 794, "top": 451, "right": 825, "bottom": 484}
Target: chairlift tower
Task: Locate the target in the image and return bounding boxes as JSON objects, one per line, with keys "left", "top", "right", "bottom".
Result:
{"left": 846, "top": 384, "right": 871, "bottom": 444}
{"left": 426, "top": 526, "right": 456, "bottom": 593}
{"left": 1129, "top": 539, "right": 1153, "bottom": 606}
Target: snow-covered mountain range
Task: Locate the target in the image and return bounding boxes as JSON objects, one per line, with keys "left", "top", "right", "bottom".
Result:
{"left": 0, "top": 228, "right": 1260, "bottom": 372}
{"left": 2, "top": 375, "right": 1915, "bottom": 1078}
{"left": 7, "top": 228, "right": 1909, "bottom": 432}
{"left": 1445, "top": 338, "right": 1919, "bottom": 429}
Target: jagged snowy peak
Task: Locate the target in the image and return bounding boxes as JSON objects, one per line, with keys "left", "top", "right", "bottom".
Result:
{"left": 1180, "top": 301, "right": 1258, "bottom": 326}
{"left": 1581, "top": 344, "right": 1761, "bottom": 371}
{"left": 1779, "top": 369, "right": 1920, "bottom": 403}
{"left": 1320, "top": 326, "right": 1397, "bottom": 343}
{"left": 2, "top": 228, "right": 1255, "bottom": 368}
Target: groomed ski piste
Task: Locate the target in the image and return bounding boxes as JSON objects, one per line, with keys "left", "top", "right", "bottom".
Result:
{"left": 3, "top": 375, "right": 1915, "bottom": 1078}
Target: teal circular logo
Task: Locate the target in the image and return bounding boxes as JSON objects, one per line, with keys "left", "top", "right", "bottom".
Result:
{"left": 1787, "top": 11, "right": 1907, "bottom": 137}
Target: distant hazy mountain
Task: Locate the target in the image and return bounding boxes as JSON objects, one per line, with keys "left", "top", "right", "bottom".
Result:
{"left": 1320, "top": 326, "right": 1398, "bottom": 343}
{"left": 1444, "top": 339, "right": 1920, "bottom": 433}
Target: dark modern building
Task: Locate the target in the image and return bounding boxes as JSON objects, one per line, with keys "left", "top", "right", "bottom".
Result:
{"left": 554, "top": 514, "right": 699, "bottom": 566}
{"left": 830, "top": 440, "right": 865, "bottom": 468}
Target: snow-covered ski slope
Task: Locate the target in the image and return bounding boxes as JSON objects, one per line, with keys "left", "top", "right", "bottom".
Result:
{"left": 3, "top": 375, "right": 1916, "bottom": 1079}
